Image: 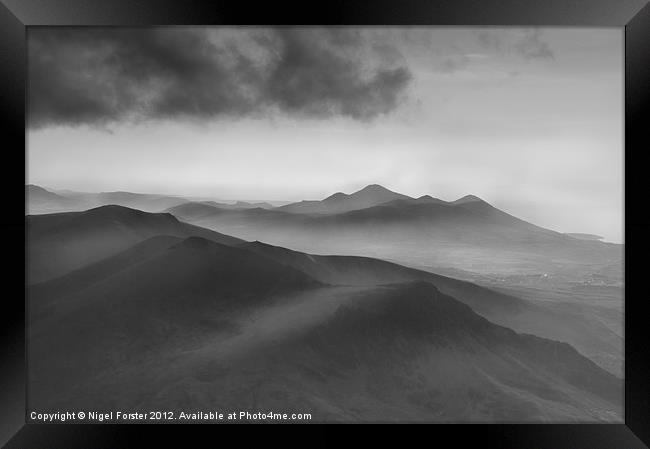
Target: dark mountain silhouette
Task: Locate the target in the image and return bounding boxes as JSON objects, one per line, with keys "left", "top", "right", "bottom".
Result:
{"left": 261, "top": 282, "right": 620, "bottom": 420}
{"left": 30, "top": 236, "right": 320, "bottom": 320}
{"left": 29, "top": 267, "right": 621, "bottom": 420}
{"left": 26, "top": 207, "right": 622, "bottom": 419}
{"left": 30, "top": 203, "right": 528, "bottom": 318}
{"left": 239, "top": 240, "right": 522, "bottom": 314}
{"left": 238, "top": 240, "right": 622, "bottom": 376}
{"left": 30, "top": 235, "right": 185, "bottom": 307}
{"left": 27, "top": 199, "right": 622, "bottom": 381}
{"left": 163, "top": 202, "right": 623, "bottom": 375}
{"left": 29, "top": 236, "right": 322, "bottom": 409}
{"left": 27, "top": 205, "right": 244, "bottom": 283}
{"left": 277, "top": 184, "right": 412, "bottom": 214}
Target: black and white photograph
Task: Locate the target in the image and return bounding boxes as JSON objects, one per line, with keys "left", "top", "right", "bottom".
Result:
{"left": 26, "top": 26, "right": 624, "bottom": 423}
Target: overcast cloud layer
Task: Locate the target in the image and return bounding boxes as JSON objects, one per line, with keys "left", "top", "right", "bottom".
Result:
{"left": 29, "top": 28, "right": 413, "bottom": 128}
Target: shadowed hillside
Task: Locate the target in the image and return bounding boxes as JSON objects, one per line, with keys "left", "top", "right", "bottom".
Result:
{"left": 238, "top": 240, "right": 622, "bottom": 376}
{"left": 27, "top": 205, "right": 244, "bottom": 283}
{"left": 27, "top": 205, "right": 622, "bottom": 421}
{"left": 29, "top": 274, "right": 621, "bottom": 421}
{"left": 29, "top": 236, "right": 322, "bottom": 408}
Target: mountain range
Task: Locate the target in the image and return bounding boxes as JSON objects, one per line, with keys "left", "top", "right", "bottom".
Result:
{"left": 276, "top": 183, "right": 413, "bottom": 214}
{"left": 27, "top": 204, "right": 622, "bottom": 420}
{"left": 26, "top": 185, "right": 273, "bottom": 216}
{"left": 160, "top": 184, "right": 621, "bottom": 283}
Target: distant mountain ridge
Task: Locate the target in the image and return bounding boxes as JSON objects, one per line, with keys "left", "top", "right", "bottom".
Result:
{"left": 165, "top": 184, "right": 622, "bottom": 284}
{"left": 29, "top": 184, "right": 623, "bottom": 285}
{"left": 27, "top": 184, "right": 67, "bottom": 200}
{"left": 168, "top": 185, "right": 544, "bottom": 233}
{"left": 26, "top": 184, "right": 278, "bottom": 215}
{"left": 29, "top": 182, "right": 519, "bottom": 220}
{"left": 26, "top": 185, "right": 189, "bottom": 214}
{"left": 276, "top": 184, "right": 478, "bottom": 214}
{"left": 27, "top": 184, "right": 75, "bottom": 211}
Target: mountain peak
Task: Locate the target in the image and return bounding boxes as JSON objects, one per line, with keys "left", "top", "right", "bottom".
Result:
{"left": 27, "top": 184, "right": 60, "bottom": 195}
{"left": 84, "top": 204, "right": 147, "bottom": 215}
{"left": 27, "top": 184, "right": 63, "bottom": 196}
{"left": 453, "top": 194, "right": 486, "bottom": 205}
{"left": 81, "top": 204, "right": 179, "bottom": 224}
{"left": 324, "top": 192, "right": 348, "bottom": 202}
{"left": 417, "top": 195, "right": 446, "bottom": 204}
{"left": 358, "top": 184, "right": 392, "bottom": 193}
{"left": 350, "top": 184, "right": 412, "bottom": 202}
{"left": 279, "top": 184, "right": 411, "bottom": 214}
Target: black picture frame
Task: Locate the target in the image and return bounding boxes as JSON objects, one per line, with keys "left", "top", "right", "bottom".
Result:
{"left": 2, "top": 0, "right": 649, "bottom": 446}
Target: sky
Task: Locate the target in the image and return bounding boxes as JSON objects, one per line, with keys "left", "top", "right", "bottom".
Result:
{"left": 27, "top": 27, "right": 624, "bottom": 242}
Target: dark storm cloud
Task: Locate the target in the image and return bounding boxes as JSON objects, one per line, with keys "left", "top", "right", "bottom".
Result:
{"left": 28, "top": 28, "right": 413, "bottom": 128}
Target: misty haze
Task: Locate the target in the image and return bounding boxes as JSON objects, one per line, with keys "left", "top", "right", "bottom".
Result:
{"left": 26, "top": 27, "right": 623, "bottom": 422}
